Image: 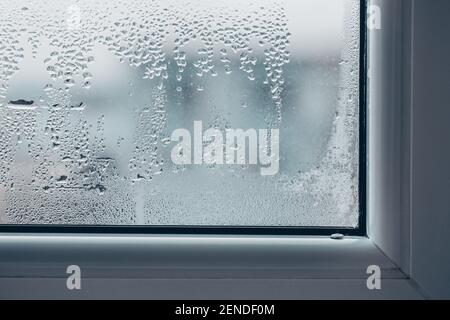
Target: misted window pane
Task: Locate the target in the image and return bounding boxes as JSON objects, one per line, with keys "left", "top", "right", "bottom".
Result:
{"left": 0, "top": 0, "right": 361, "bottom": 227}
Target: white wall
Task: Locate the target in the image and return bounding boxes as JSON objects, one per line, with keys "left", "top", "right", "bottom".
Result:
{"left": 410, "top": 0, "right": 450, "bottom": 299}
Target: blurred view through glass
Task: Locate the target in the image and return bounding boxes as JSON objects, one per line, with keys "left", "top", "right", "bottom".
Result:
{"left": 0, "top": 0, "right": 361, "bottom": 227}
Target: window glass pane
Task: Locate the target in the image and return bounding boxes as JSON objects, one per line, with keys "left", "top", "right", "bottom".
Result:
{"left": 0, "top": 0, "right": 361, "bottom": 227}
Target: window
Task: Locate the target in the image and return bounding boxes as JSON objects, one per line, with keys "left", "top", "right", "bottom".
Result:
{"left": 0, "top": 0, "right": 365, "bottom": 234}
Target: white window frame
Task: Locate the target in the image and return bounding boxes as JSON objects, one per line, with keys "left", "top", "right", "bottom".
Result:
{"left": 0, "top": 0, "right": 448, "bottom": 299}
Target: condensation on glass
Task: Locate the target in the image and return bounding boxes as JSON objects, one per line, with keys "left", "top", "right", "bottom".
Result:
{"left": 0, "top": 0, "right": 361, "bottom": 227}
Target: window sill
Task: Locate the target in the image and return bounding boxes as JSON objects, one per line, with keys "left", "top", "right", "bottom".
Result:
{"left": 0, "top": 234, "right": 400, "bottom": 279}
{"left": 0, "top": 234, "right": 424, "bottom": 299}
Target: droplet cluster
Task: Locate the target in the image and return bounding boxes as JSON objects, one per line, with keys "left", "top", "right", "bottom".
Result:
{"left": 0, "top": 0, "right": 360, "bottom": 227}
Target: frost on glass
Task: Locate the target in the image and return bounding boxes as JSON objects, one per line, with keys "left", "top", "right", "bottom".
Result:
{"left": 0, "top": 0, "right": 360, "bottom": 227}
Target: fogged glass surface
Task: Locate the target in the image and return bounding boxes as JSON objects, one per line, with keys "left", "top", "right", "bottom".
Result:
{"left": 0, "top": 0, "right": 361, "bottom": 227}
